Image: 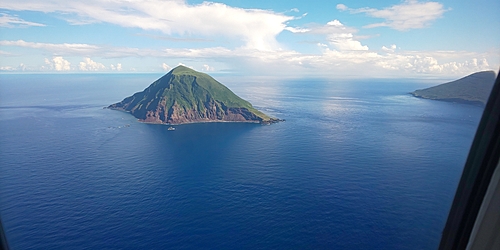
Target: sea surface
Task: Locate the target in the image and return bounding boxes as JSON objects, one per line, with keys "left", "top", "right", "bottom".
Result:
{"left": 0, "top": 74, "right": 484, "bottom": 249}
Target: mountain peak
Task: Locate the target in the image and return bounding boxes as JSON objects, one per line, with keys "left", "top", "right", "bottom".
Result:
{"left": 170, "top": 65, "right": 197, "bottom": 75}
{"left": 108, "top": 67, "right": 282, "bottom": 125}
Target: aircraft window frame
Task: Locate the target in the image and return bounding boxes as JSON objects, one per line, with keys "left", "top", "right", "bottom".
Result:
{"left": 439, "top": 71, "right": 500, "bottom": 250}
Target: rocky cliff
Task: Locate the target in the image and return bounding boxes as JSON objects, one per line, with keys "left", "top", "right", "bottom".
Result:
{"left": 108, "top": 66, "right": 280, "bottom": 125}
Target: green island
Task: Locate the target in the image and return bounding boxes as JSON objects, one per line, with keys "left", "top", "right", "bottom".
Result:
{"left": 108, "top": 65, "right": 283, "bottom": 125}
{"left": 411, "top": 71, "right": 496, "bottom": 105}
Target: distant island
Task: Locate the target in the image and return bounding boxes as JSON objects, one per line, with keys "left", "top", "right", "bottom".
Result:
{"left": 411, "top": 71, "right": 496, "bottom": 105}
{"left": 108, "top": 65, "right": 282, "bottom": 125}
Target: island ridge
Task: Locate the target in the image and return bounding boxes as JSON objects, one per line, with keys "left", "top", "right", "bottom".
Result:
{"left": 108, "top": 66, "right": 281, "bottom": 125}
{"left": 411, "top": 71, "right": 496, "bottom": 105}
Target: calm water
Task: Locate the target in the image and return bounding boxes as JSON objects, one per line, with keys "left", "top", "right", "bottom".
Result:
{"left": 0, "top": 74, "right": 483, "bottom": 249}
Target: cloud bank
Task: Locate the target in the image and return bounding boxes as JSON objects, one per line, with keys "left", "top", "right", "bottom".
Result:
{"left": 0, "top": 0, "right": 294, "bottom": 50}
{"left": 337, "top": 0, "right": 447, "bottom": 31}
{"left": 0, "top": 37, "right": 495, "bottom": 77}
{"left": 79, "top": 57, "right": 105, "bottom": 71}
{"left": 43, "top": 56, "right": 71, "bottom": 71}
{"left": 287, "top": 19, "right": 368, "bottom": 51}
{"left": 0, "top": 1, "right": 496, "bottom": 77}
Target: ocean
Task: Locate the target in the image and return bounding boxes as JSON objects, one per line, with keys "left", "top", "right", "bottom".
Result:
{"left": 0, "top": 74, "right": 483, "bottom": 249}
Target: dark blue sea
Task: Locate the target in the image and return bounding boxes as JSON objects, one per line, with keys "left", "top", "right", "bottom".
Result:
{"left": 0, "top": 74, "right": 483, "bottom": 249}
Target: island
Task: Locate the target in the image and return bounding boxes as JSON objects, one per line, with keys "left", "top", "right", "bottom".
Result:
{"left": 108, "top": 65, "right": 283, "bottom": 125}
{"left": 411, "top": 71, "right": 496, "bottom": 105}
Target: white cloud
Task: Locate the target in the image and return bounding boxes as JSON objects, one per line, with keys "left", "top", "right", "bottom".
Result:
{"left": 109, "top": 63, "right": 122, "bottom": 71}
{"left": 0, "top": 39, "right": 158, "bottom": 59}
{"left": 53, "top": 57, "right": 71, "bottom": 71}
{"left": 162, "top": 63, "right": 171, "bottom": 71}
{"left": 0, "top": 40, "right": 100, "bottom": 55}
{"left": 0, "top": 50, "right": 14, "bottom": 56}
{"left": 382, "top": 44, "right": 397, "bottom": 52}
{"left": 79, "top": 57, "right": 105, "bottom": 71}
{"left": 202, "top": 64, "right": 214, "bottom": 72}
{"left": 338, "top": 0, "right": 447, "bottom": 31}
{"left": 0, "top": 39, "right": 229, "bottom": 58}
{"left": 0, "top": 66, "right": 14, "bottom": 71}
{"left": 0, "top": 13, "right": 45, "bottom": 27}
{"left": 370, "top": 52, "right": 493, "bottom": 75}
{"left": 327, "top": 33, "right": 368, "bottom": 51}
{"left": 291, "top": 20, "right": 368, "bottom": 51}
{"left": 17, "top": 63, "right": 26, "bottom": 71}
{"left": 1, "top": 41, "right": 495, "bottom": 77}
{"left": 44, "top": 56, "right": 71, "bottom": 71}
{"left": 284, "top": 27, "right": 310, "bottom": 33}
{"left": 326, "top": 20, "right": 368, "bottom": 51}
{"left": 0, "top": 0, "right": 294, "bottom": 50}
{"left": 337, "top": 3, "right": 349, "bottom": 11}
{"left": 0, "top": 63, "right": 32, "bottom": 71}
{"left": 336, "top": 4, "right": 348, "bottom": 11}
{"left": 213, "top": 47, "right": 495, "bottom": 78}
{"left": 163, "top": 47, "right": 232, "bottom": 58}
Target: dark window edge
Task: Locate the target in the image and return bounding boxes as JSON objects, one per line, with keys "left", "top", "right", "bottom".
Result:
{"left": 439, "top": 70, "right": 500, "bottom": 250}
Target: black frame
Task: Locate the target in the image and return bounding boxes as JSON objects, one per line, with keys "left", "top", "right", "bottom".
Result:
{"left": 439, "top": 70, "right": 500, "bottom": 250}
{"left": 0, "top": 216, "right": 8, "bottom": 250}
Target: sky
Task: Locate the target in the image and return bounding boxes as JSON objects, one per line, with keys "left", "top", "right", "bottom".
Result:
{"left": 0, "top": 0, "right": 499, "bottom": 78}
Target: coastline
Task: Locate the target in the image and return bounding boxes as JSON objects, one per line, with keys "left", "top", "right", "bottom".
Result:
{"left": 409, "top": 92, "right": 485, "bottom": 106}
{"left": 105, "top": 106, "right": 284, "bottom": 125}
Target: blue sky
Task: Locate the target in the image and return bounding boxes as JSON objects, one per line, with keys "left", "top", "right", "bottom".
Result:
{"left": 0, "top": 0, "right": 498, "bottom": 78}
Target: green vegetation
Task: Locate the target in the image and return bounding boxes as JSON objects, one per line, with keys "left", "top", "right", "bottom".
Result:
{"left": 109, "top": 65, "right": 276, "bottom": 124}
{"left": 411, "top": 71, "right": 496, "bottom": 105}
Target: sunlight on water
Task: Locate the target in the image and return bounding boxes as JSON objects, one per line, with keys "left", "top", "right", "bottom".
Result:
{"left": 0, "top": 74, "right": 483, "bottom": 249}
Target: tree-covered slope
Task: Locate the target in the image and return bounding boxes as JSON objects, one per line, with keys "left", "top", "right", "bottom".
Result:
{"left": 109, "top": 66, "right": 278, "bottom": 124}
{"left": 411, "top": 71, "right": 496, "bottom": 105}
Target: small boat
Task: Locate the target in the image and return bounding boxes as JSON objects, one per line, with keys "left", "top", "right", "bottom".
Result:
{"left": 167, "top": 126, "right": 175, "bottom": 131}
